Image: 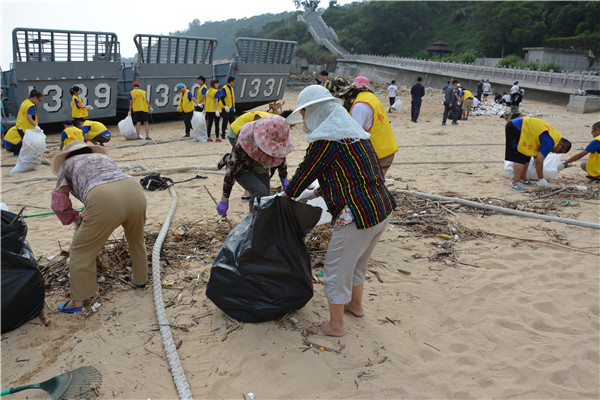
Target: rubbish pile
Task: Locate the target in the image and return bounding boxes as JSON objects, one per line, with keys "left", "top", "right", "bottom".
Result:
{"left": 471, "top": 101, "right": 507, "bottom": 117}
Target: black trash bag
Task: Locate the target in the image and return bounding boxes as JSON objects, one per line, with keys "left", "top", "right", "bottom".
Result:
{"left": 140, "top": 173, "right": 173, "bottom": 191}
{"left": 206, "top": 195, "right": 322, "bottom": 322}
{"left": 1, "top": 210, "right": 45, "bottom": 333}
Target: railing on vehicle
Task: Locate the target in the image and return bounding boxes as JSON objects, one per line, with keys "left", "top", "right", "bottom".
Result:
{"left": 134, "top": 34, "right": 216, "bottom": 65}
{"left": 223, "top": 37, "right": 297, "bottom": 112}
{"left": 123, "top": 34, "right": 218, "bottom": 115}
{"left": 13, "top": 27, "right": 119, "bottom": 63}
{"left": 3, "top": 28, "right": 121, "bottom": 124}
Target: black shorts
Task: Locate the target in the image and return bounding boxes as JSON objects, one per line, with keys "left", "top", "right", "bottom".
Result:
{"left": 505, "top": 121, "right": 530, "bottom": 164}
{"left": 132, "top": 111, "right": 149, "bottom": 124}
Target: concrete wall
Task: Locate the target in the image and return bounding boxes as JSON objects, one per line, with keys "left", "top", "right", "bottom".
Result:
{"left": 524, "top": 47, "right": 589, "bottom": 72}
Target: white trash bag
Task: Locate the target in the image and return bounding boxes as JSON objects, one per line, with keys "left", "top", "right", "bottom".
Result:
{"left": 10, "top": 126, "right": 46, "bottom": 174}
{"left": 504, "top": 154, "right": 563, "bottom": 181}
{"left": 191, "top": 111, "right": 207, "bottom": 142}
{"left": 390, "top": 99, "right": 402, "bottom": 112}
{"left": 118, "top": 115, "right": 137, "bottom": 140}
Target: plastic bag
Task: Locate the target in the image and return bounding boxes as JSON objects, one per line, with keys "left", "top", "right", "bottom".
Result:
{"left": 504, "top": 154, "right": 563, "bottom": 180}
{"left": 191, "top": 111, "right": 207, "bottom": 142}
{"left": 1, "top": 210, "right": 45, "bottom": 333}
{"left": 9, "top": 126, "right": 46, "bottom": 174}
{"left": 140, "top": 173, "right": 173, "bottom": 191}
{"left": 390, "top": 99, "right": 402, "bottom": 112}
{"left": 206, "top": 196, "right": 322, "bottom": 322}
{"left": 118, "top": 115, "right": 137, "bottom": 140}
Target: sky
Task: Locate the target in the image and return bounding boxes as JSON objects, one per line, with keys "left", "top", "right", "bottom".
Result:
{"left": 1, "top": 0, "right": 359, "bottom": 70}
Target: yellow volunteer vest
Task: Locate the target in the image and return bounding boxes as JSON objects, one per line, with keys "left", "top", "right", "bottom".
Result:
{"left": 178, "top": 89, "right": 195, "bottom": 113}
{"left": 72, "top": 95, "right": 88, "bottom": 118}
{"left": 586, "top": 135, "right": 600, "bottom": 177}
{"left": 130, "top": 89, "right": 149, "bottom": 112}
{"left": 462, "top": 90, "right": 473, "bottom": 101}
{"left": 205, "top": 88, "right": 221, "bottom": 113}
{"left": 321, "top": 80, "right": 331, "bottom": 90}
{"left": 63, "top": 126, "right": 84, "bottom": 146}
{"left": 197, "top": 84, "right": 207, "bottom": 105}
{"left": 221, "top": 85, "right": 235, "bottom": 108}
{"left": 517, "top": 117, "right": 562, "bottom": 157}
{"left": 83, "top": 120, "right": 108, "bottom": 141}
{"left": 16, "top": 99, "right": 38, "bottom": 131}
{"left": 351, "top": 91, "right": 398, "bottom": 159}
{"left": 4, "top": 126, "right": 22, "bottom": 145}
{"left": 230, "top": 111, "right": 276, "bottom": 135}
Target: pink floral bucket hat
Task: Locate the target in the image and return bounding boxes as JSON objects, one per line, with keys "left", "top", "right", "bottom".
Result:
{"left": 238, "top": 116, "right": 293, "bottom": 168}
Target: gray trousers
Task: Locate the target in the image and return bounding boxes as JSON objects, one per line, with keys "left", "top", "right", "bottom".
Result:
{"left": 237, "top": 171, "right": 270, "bottom": 212}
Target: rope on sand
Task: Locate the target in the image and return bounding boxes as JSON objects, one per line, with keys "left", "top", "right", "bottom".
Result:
{"left": 391, "top": 189, "right": 600, "bottom": 230}
{"left": 152, "top": 185, "right": 193, "bottom": 400}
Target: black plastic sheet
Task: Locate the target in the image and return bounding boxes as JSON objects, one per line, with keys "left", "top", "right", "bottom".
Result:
{"left": 206, "top": 196, "right": 322, "bottom": 322}
{"left": 1, "top": 210, "right": 45, "bottom": 333}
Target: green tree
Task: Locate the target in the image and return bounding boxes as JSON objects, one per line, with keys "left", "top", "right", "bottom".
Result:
{"left": 293, "top": 0, "right": 320, "bottom": 11}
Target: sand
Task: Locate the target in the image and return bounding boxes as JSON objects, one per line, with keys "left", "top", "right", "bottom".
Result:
{"left": 1, "top": 85, "right": 599, "bottom": 399}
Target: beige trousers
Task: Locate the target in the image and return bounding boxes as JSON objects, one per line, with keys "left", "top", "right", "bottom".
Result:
{"left": 69, "top": 178, "right": 148, "bottom": 300}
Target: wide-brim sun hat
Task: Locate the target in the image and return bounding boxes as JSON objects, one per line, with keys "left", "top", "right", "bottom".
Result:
{"left": 52, "top": 141, "right": 107, "bottom": 174}
{"left": 286, "top": 85, "right": 343, "bottom": 126}
{"left": 238, "top": 115, "right": 293, "bottom": 168}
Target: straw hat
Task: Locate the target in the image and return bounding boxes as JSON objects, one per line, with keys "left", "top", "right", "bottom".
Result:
{"left": 238, "top": 116, "right": 293, "bottom": 168}
{"left": 52, "top": 141, "right": 107, "bottom": 174}
{"left": 286, "top": 85, "right": 343, "bottom": 125}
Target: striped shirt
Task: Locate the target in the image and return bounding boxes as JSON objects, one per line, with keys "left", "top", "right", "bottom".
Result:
{"left": 286, "top": 139, "right": 395, "bottom": 229}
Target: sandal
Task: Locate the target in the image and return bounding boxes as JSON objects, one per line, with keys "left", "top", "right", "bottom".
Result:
{"left": 57, "top": 301, "right": 83, "bottom": 314}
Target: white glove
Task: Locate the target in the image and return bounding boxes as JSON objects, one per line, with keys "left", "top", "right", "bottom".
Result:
{"left": 149, "top": 106, "right": 153, "bottom": 113}
{"left": 538, "top": 178, "right": 549, "bottom": 188}
{"left": 85, "top": 105, "right": 93, "bottom": 110}
{"left": 35, "top": 125, "right": 40, "bottom": 130}
{"left": 294, "top": 188, "right": 319, "bottom": 202}
{"left": 198, "top": 104, "right": 204, "bottom": 112}
{"left": 215, "top": 110, "right": 220, "bottom": 117}
{"left": 127, "top": 111, "right": 131, "bottom": 116}
{"left": 224, "top": 106, "right": 230, "bottom": 112}
{"left": 557, "top": 160, "right": 568, "bottom": 171}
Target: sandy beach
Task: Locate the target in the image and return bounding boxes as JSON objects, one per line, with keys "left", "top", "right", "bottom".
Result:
{"left": 1, "top": 83, "right": 599, "bottom": 399}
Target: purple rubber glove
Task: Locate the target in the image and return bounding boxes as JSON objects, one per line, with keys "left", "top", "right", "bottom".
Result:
{"left": 217, "top": 200, "right": 229, "bottom": 217}
{"left": 281, "top": 178, "right": 289, "bottom": 191}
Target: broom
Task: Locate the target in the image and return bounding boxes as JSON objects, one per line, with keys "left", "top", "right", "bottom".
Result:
{"left": 1, "top": 366, "right": 102, "bottom": 399}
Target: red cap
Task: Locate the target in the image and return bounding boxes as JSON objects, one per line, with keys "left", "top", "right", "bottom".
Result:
{"left": 132, "top": 81, "right": 140, "bottom": 87}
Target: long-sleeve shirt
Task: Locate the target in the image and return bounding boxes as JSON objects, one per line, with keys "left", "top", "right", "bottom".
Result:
{"left": 221, "top": 142, "right": 287, "bottom": 199}
{"left": 411, "top": 83, "right": 425, "bottom": 101}
{"left": 285, "top": 138, "right": 395, "bottom": 229}
{"left": 444, "top": 85, "right": 458, "bottom": 104}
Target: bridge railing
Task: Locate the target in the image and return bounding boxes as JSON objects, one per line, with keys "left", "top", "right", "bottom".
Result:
{"left": 341, "top": 54, "right": 600, "bottom": 90}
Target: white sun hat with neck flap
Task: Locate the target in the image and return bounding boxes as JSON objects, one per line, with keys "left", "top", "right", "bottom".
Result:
{"left": 286, "top": 85, "right": 343, "bottom": 126}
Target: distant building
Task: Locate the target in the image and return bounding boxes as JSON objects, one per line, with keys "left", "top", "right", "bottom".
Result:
{"left": 427, "top": 41, "right": 452, "bottom": 59}
{"left": 524, "top": 47, "right": 589, "bottom": 72}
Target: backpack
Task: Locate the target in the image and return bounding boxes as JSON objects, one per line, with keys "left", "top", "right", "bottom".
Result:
{"left": 139, "top": 173, "right": 173, "bottom": 191}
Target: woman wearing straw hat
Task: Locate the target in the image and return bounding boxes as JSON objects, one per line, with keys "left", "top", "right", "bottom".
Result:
{"left": 51, "top": 141, "right": 148, "bottom": 314}
{"left": 216, "top": 115, "right": 293, "bottom": 216}
{"left": 284, "top": 85, "right": 396, "bottom": 337}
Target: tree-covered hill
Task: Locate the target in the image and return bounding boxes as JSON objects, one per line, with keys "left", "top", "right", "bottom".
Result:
{"left": 173, "top": 1, "right": 600, "bottom": 65}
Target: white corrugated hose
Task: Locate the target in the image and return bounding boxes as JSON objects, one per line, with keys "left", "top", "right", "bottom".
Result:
{"left": 152, "top": 186, "right": 193, "bottom": 400}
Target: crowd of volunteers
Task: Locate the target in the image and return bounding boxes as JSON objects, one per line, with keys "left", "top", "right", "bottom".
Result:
{"left": 2, "top": 72, "right": 596, "bottom": 337}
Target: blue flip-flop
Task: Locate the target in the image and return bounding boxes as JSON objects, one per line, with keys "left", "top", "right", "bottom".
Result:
{"left": 57, "top": 301, "right": 83, "bottom": 314}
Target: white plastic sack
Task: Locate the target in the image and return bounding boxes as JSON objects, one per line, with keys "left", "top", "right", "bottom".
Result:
{"left": 390, "top": 99, "right": 402, "bottom": 112}
{"left": 191, "top": 111, "right": 207, "bottom": 142}
{"left": 9, "top": 127, "right": 46, "bottom": 174}
{"left": 504, "top": 154, "right": 563, "bottom": 181}
{"left": 118, "top": 115, "right": 137, "bottom": 140}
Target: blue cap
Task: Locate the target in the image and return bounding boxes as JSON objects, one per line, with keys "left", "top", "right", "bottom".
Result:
{"left": 176, "top": 83, "right": 185, "bottom": 90}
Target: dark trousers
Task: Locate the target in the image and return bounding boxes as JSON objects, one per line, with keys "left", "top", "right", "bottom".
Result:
{"left": 205, "top": 112, "right": 220, "bottom": 136}
{"left": 411, "top": 100, "right": 422, "bottom": 122}
{"left": 442, "top": 102, "right": 458, "bottom": 124}
{"left": 237, "top": 171, "right": 270, "bottom": 212}
{"left": 221, "top": 110, "right": 235, "bottom": 137}
{"left": 183, "top": 111, "right": 193, "bottom": 135}
{"left": 388, "top": 97, "right": 395, "bottom": 108}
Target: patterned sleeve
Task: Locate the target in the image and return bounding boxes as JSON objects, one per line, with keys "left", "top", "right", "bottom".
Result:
{"left": 285, "top": 140, "right": 336, "bottom": 197}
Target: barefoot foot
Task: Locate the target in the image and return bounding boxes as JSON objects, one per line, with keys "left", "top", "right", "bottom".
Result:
{"left": 344, "top": 303, "right": 364, "bottom": 317}
{"left": 306, "top": 322, "right": 344, "bottom": 337}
